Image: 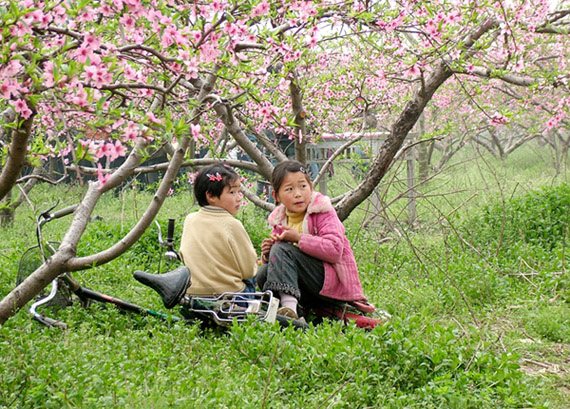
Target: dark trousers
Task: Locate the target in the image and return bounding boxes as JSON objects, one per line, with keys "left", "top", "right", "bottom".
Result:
{"left": 256, "top": 242, "right": 325, "bottom": 301}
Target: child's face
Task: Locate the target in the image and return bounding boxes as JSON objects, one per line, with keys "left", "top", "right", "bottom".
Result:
{"left": 273, "top": 171, "right": 312, "bottom": 214}
{"left": 207, "top": 179, "right": 242, "bottom": 216}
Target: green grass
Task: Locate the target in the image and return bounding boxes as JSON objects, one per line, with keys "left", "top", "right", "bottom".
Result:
{"left": 1, "top": 143, "right": 570, "bottom": 408}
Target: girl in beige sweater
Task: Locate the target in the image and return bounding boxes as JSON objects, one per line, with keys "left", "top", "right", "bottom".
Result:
{"left": 179, "top": 164, "right": 257, "bottom": 296}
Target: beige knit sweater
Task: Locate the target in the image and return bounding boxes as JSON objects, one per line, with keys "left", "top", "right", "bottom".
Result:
{"left": 179, "top": 206, "right": 258, "bottom": 296}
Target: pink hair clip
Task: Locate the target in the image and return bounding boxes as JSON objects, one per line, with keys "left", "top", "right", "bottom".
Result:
{"left": 207, "top": 172, "right": 222, "bottom": 182}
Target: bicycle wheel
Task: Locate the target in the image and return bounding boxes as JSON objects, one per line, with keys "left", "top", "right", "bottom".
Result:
{"left": 16, "top": 244, "right": 56, "bottom": 285}
{"left": 17, "top": 243, "right": 73, "bottom": 308}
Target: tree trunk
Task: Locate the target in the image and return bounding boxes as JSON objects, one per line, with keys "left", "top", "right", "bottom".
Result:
{"left": 417, "top": 113, "right": 429, "bottom": 180}
{"left": 0, "top": 190, "right": 14, "bottom": 226}
{"left": 0, "top": 113, "right": 35, "bottom": 202}
{"left": 0, "top": 137, "right": 150, "bottom": 324}
{"left": 289, "top": 70, "right": 308, "bottom": 165}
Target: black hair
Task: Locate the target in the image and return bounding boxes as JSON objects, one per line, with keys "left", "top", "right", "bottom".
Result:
{"left": 271, "top": 160, "right": 312, "bottom": 195}
{"left": 193, "top": 164, "right": 239, "bottom": 207}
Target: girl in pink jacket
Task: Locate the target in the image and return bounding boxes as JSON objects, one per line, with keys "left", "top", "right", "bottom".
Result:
{"left": 256, "top": 160, "right": 367, "bottom": 320}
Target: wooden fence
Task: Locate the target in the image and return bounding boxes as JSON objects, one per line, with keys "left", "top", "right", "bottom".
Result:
{"left": 306, "top": 132, "right": 417, "bottom": 224}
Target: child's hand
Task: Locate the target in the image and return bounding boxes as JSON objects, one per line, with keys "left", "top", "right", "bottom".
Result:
{"left": 272, "top": 225, "right": 301, "bottom": 243}
{"left": 261, "top": 238, "right": 274, "bottom": 262}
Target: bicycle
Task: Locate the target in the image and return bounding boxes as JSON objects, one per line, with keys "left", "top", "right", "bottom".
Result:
{"left": 16, "top": 204, "right": 309, "bottom": 330}
{"left": 16, "top": 204, "right": 185, "bottom": 329}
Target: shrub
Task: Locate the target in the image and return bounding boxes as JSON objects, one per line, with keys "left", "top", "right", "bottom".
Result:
{"left": 469, "top": 184, "right": 570, "bottom": 252}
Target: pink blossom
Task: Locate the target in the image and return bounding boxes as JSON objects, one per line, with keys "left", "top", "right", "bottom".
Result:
{"left": 200, "top": 43, "right": 221, "bottom": 63}
{"left": 224, "top": 23, "right": 239, "bottom": 37}
{"left": 84, "top": 33, "right": 102, "bottom": 50}
{"left": 251, "top": 0, "right": 270, "bottom": 18}
{"left": 123, "top": 64, "right": 139, "bottom": 81}
{"left": 147, "top": 112, "right": 162, "bottom": 124}
{"left": 77, "top": 10, "right": 97, "bottom": 23}
{"left": 114, "top": 140, "right": 126, "bottom": 157}
{"left": 161, "top": 32, "right": 175, "bottom": 47}
{"left": 13, "top": 99, "right": 33, "bottom": 119}
{"left": 168, "top": 62, "right": 183, "bottom": 73}
{"left": 52, "top": 5, "right": 67, "bottom": 24}
{"left": 191, "top": 123, "right": 203, "bottom": 142}
{"left": 71, "top": 85, "right": 89, "bottom": 107}
{"left": 190, "top": 30, "right": 202, "bottom": 43}
{"left": 513, "top": 60, "right": 525, "bottom": 72}
{"left": 108, "top": 143, "right": 121, "bottom": 162}
{"left": 100, "top": 4, "right": 114, "bottom": 17}
{"left": 123, "top": 121, "right": 140, "bottom": 141}
{"left": 97, "top": 162, "right": 111, "bottom": 187}
{"left": 185, "top": 59, "right": 199, "bottom": 79}
{"left": 26, "top": 9, "right": 46, "bottom": 25}
{"left": 446, "top": 11, "right": 462, "bottom": 24}
{"left": 119, "top": 14, "right": 137, "bottom": 31}
{"left": 488, "top": 112, "right": 509, "bottom": 126}
{"left": 82, "top": 64, "right": 113, "bottom": 88}
{"left": 75, "top": 45, "right": 93, "bottom": 63}
{"left": 0, "top": 79, "right": 16, "bottom": 99}
{"left": 405, "top": 65, "right": 420, "bottom": 77}
{"left": 42, "top": 61, "right": 55, "bottom": 87}
{"left": 10, "top": 21, "right": 32, "bottom": 38}
{"left": 2, "top": 60, "right": 22, "bottom": 78}
{"left": 211, "top": 0, "right": 226, "bottom": 13}
{"left": 259, "top": 105, "right": 273, "bottom": 120}
{"left": 96, "top": 143, "right": 112, "bottom": 159}
{"left": 305, "top": 35, "right": 319, "bottom": 48}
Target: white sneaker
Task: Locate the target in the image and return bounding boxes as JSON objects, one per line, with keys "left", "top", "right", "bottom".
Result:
{"left": 277, "top": 306, "right": 299, "bottom": 320}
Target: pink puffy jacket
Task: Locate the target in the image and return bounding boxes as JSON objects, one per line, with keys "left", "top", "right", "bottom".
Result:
{"left": 268, "top": 192, "right": 367, "bottom": 301}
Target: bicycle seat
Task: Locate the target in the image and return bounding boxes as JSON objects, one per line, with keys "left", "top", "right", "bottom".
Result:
{"left": 133, "top": 266, "right": 191, "bottom": 309}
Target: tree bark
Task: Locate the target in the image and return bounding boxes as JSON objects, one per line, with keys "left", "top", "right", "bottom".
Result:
{"left": 0, "top": 113, "right": 35, "bottom": 202}
{"left": 289, "top": 70, "right": 308, "bottom": 165}
{"left": 0, "top": 162, "right": 45, "bottom": 226}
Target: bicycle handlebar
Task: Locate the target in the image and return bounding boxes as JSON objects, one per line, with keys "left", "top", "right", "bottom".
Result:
{"left": 49, "top": 204, "right": 79, "bottom": 220}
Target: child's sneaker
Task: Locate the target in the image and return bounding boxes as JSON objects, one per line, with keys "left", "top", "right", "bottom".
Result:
{"left": 277, "top": 306, "right": 299, "bottom": 320}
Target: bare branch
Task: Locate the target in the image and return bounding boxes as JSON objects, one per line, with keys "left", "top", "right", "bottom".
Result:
{"left": 68, "top": 158, "right": 260, "bottom": 176}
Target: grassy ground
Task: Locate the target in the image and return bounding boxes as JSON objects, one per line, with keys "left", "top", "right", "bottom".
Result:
{"left": 1, "top": 143, "right": 569, "bottom": 408}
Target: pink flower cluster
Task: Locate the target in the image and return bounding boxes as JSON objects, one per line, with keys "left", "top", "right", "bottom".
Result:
{"left": 488, "top": 112, "right": 509, "bottom": 127}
